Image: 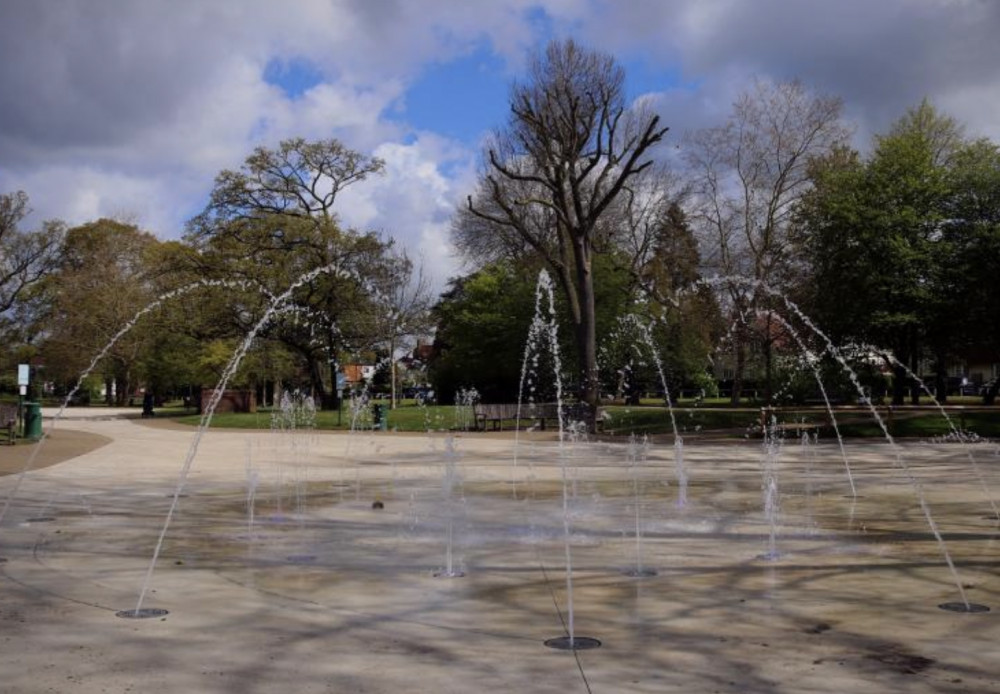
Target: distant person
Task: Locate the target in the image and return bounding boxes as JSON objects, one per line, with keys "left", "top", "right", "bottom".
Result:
{"left": 142, "top": 392, "right": 155, "bottom": 418}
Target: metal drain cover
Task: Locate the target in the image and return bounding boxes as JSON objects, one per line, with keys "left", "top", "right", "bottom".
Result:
{"left": 544, "top": 636, "right": 601, "bottom": 650}
{"left": 116, "top": 608, "right": 169, "bottom": 619}
{"left": 939, "top": 602, "right": 990, "bottom": 613}
{"left": 622, "top": 568, "right": 657, "bottom": 577}
{"left": 26, "top": 517, "right": 56, "bottom": 523}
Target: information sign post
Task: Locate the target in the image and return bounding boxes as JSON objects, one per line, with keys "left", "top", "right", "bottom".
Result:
{"left": 17, "top": 364, "right": 29, "bottom": 434}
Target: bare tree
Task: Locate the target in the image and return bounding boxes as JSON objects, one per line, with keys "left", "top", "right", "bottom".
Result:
{"left": 366, "top": 247, "right": 434, "bottom": 409}
{"left": 684, "top": 79, "right": 850, "bottom": 403}
{"left": 457, "top": 39, "right": 669, "bottom": 426}
{"left": 0, "top": 191, "right": 64, "bottom": 321}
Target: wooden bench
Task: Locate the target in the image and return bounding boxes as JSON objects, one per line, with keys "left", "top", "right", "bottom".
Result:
{"left": 772, "top": 421, "right": 819, "bottom": 437}
{"left": 473, "top": 403, "right": 601, "bottom": 431}
{"left": 473, "top": 403, "right": 520, "bottom": 430}
{"left": 0, "top": 404, "right": 17, "bottom": 445}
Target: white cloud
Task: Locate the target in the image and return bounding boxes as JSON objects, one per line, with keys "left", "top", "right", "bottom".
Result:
{"left": 1, "top": 0, "right": 999, "bottom": 294}
{"left": 0, "top": 0, "right": 549, "bottom": 281}
{"left": 573, "top": 0, "right": 1000, "bottom": 145}
{"left": 337, "top": 135, "right": 474, "bottom": 291}
{"left": 0, "top": 164, "right": 202, "bottom": 235}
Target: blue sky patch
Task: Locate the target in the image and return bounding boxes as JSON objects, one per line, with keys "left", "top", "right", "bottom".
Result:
{"left": 398, "top": 42, "right": 511, "bottom": 145}
{"left": 621, "top": 56, "right": 696, "bottom": 100}
{"left": 263, "top": 57, "right": 326, "bottom": 100}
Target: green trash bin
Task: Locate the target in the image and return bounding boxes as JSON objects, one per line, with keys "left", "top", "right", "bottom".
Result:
{"left": 23, "top": 402, "right": 42, "bottom": 441}
{"left": 372, "top": 404, "right": 387, "bottom": 431}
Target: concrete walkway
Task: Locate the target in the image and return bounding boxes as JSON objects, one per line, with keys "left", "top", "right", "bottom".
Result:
{"left": 0, "top": 411, "right": 998, "bottom": 692}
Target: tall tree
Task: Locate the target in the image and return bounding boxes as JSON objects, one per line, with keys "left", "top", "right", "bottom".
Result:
{"left": 937, "top": 136, "right": 1000, "bottom": 403}
{"left": 797, "top": 101, "right": 984, "bottom": 405}
{"left": 187, "top": 138, "right": 388, "bottom": 408}
{"left": 39, "top": 219, "right": 160, "bottom": 403}
{"left": 457, "top": 39, "right": 669, "bottom": 428}
{"left": 634, "top": 203, "right": 721, "bottom": 396}
{"left": 685, "top": 79, "right": 849, "bottom": 403}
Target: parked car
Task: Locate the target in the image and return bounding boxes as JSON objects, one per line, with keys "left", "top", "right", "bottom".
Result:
{"left": 980, "top": 379, "right": 997, "bottom": 396}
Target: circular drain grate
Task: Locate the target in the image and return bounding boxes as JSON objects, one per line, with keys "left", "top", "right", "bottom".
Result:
{"left": 545, "top": 636, "right": 602, "bottom": 650}
{"left": 115, "top": 608, "right": 169, "bottom": 619}
{"left": 622, "top": 568, "right": 657, "bottom": 577}
{"left": 939, "top": 602, "right": 990, "bottom": 613}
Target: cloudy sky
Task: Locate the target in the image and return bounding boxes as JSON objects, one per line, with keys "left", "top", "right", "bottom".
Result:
{"left": 2, "top": 0, "right": 998, "bottom": 289}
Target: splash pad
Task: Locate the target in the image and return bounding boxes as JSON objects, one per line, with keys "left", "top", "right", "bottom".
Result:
{"left": 1, "top": 411, "right": 997, "bottom": 693}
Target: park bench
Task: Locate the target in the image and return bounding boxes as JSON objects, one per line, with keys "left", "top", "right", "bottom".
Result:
{"left": 473, "top": 403, "right": 520, "bottom": 430}
{"left": 473, "top": 402, "right": 602, "bottom": 431}
{"left": 771, "top": 421, "right": 820, "bottom": 438}
{"left": 1, "top": 404, "right": 17, "bottom": 445}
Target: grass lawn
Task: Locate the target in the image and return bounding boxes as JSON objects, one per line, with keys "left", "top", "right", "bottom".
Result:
{"left": 169, "top": 403, "right": 475, "bottom": 433}
{"left": 158, "top": 400, "right": 1000, "bottom": 439}
{"left": 606, "top": 405, "right": 1000, "bottom": 439}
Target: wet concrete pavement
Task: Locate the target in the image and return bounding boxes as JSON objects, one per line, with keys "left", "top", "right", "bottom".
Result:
{"left": 1, "top": 409, "right": 998, "bottom": 692}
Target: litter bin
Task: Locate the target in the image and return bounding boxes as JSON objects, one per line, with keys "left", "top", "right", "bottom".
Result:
{"left": 372, "top": 404, "right": 387, "bottom": 431}
{"left": 23, "top": 401, "right": 42, "bottom": 441}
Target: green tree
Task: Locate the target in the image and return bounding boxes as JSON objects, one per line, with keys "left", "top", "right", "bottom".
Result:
{"left": 798, "top": 101, "right": 991, "bottom": 405}
{"left": 186, "top": 137, "right": 392, "bottom": 409}
{"left": 38, "top": 219, "right": 161, "bottom": 404}
{"left": 942, "top": 138, "right": 1000, "bottom": 403}
{"left": 429, "top": 263, "right": 541, "bottom": 403}
{"left": 604, "top": 202, "right": 720, "bottom": 402}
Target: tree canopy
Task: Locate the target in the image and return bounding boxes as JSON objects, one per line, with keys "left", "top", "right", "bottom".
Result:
{"left": 797, "top": 101, "right": 1000, "bottom": 404}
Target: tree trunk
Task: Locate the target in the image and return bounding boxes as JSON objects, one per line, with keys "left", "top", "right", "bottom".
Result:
{"left": 115, "top": 372, "right": 129, "bottom": 406}
{"left": 933, "top": 352, "right": 948, "bottom": 405}
{"left": 308, "top": 358, "right": 333, "bottom": 410}
{"left": 763, "top": 334, "right": 774, "bottom": 405}
{"left": 891, "top": 361, "right": 907, "bottom": 406}
{"left": 574, "top": 244, "right": 599, "bottom": 433}
{"left": 390, "top": 337, "right": 397, "bottom": 410}
{"left": 624, "top": 365, "right": 641, "bottom": 406}
{"left": 731, "top": 327, "right": 747, "bottom": 406}
{"left": 909, "top": 348, "right": 920, "bottom": 405}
